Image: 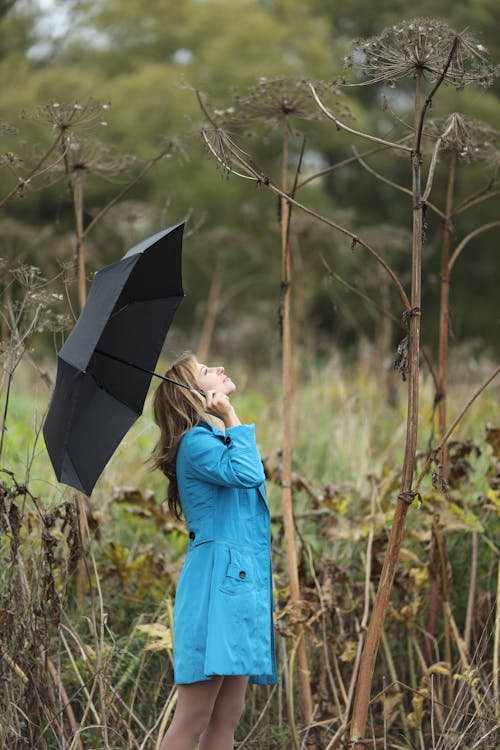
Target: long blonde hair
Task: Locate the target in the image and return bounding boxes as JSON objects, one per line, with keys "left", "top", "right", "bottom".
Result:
{"left": 151, "top": 353, "right": 205, "bottom": 519}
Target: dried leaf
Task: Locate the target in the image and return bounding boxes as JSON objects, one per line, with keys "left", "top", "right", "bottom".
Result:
{"left": 393, "top": 334, "right": 409, "bottom": 381}
{"left": 339, "top": 639, "right": 358, "bottom": 662}
{"left": 426, "top": 662, "right": 451, "bottom": 677}
{"left": 486, "top": 425, "right": 500, "bottom": 459}
{"left": 407, "top": 691, "right": 426, "bottom": 728}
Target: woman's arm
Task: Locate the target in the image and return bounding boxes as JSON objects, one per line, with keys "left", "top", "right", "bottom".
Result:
{"left": 179, "top": 423, "right": 265, "bottom": 489}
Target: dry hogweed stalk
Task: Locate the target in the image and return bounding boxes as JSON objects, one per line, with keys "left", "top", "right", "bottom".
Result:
{"left": 231, "top": 76, "right": 351, "bottom": 129}
{"left": 0, "top": 100, "right": 113, "bottom": 207}
{"left": 199, "top": 77, "right": 354, "bottom": 734}
{"left": 425, "top": 112, "right": 500, "bottom": 165}
{"left": 333, "top": 18, "right": 500, "bottom": 750}
{"left": 344, "top": 18, "right": 499, "bottom": 89}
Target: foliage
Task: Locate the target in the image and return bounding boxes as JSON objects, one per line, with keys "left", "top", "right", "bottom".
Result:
{"left": 1, "top": 3, "right": 500, "bottom": 748}
{"left": 1, "top": 0, "right": 499, "bottom": 352}
{"left": 0, "top": 358, "right": 499, "bottom": 748}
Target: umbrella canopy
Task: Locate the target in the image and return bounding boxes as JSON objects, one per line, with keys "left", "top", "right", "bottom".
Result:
{"left": 43, "top": 222, "right": 186, "bottom": 495}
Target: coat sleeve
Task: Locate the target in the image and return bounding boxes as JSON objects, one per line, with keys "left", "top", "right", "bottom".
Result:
{"left": 179, "top": 424, "right": 265, "bottom": 488}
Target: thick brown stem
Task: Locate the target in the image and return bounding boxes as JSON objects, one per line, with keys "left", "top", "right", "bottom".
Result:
{"left": 73, "top": 171, "right": 86, "bottom": 312}
{"left": 438, "top": 152, "right": 456, "bottom": 480}
{"left": 280, "top": 123, "right": 313, "bottom": 728}
{"left": 349, "top": 501, "right": 411, "bottom": 744}
{"left": 350, "top": 71, "right": 423, "bottom": 748}
{"left": 67, "top": 165, "right": 91, "bottom": 602}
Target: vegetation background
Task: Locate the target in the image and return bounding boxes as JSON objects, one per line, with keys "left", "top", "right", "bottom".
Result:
{"left": 0, "top": 1, "right": 499, "bottom": 748}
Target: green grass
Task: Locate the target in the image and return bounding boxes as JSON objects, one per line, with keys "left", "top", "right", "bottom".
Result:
{"left": 2, "top": 350, "right": 498, "bottom": 507}
{"left": 1, "top": 349, "right": 499, "bottom": 749}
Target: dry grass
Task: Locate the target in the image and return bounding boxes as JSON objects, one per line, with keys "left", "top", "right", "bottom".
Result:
{"left": 1, "top": 346, "right": 499, "bottom": 749}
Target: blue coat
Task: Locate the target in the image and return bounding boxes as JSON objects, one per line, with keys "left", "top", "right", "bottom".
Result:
{"left": 173, "top": 420, "right": 277, "bottom": 685}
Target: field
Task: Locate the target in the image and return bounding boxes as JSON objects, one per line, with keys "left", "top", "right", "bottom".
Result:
{"left": 1, "top": 346, "right": 499, "bottom": 749}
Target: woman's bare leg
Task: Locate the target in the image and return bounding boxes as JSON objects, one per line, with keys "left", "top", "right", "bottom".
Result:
{"left": 198, "top": 676, "right": 249, "bottom": 750}
{"left": 158, "top": 677, "right": 224, "bottom": 750}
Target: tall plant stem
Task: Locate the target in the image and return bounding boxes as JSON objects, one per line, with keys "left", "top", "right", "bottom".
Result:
{"left": 350, "top": 70, "right": 424, "bottom": 748}
{"left": 279, "top": 119, "right": 313, "bottom": 728}
{"left": 67, "top": 165, "right": 89, "bottom": 601}
{"left": 348, "top": 37, "right": 463, "bottom": 744}
{"left": 438, "top": 152, "right": 456, "bottom": 479}
{"left": 72, "top": 170, "right": 87, "bottom": 312}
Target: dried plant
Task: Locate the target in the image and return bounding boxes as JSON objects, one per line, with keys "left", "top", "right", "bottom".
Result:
{"left": 344, "top": 19, "right": 499, "bottom": 90}
{"left": 200, "top": 77, "right": 329, "bottom": 727}
{"left": 231, "top": 77, "right": 351, "bottom": 130}
{"left": 58, "top": 134, "right": 135, "bottom": 182}
{"left": 199, "top": 16, "right": 500, "bottom": 750}
{"left": 0, "top": 261, "right": 68, "bottom": 465}
{"left": 425, "top": 112, "right": 500, "bottom": 164}
{"left": 29, "top": 98, "right": 112, "bottom": 133}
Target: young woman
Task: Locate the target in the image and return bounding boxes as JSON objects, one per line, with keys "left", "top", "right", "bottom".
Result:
{"left": 152, "top": 353, "right": 277, "bottom": 750}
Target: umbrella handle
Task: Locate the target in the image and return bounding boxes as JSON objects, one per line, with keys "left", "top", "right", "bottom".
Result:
{"left": 94, "top": 349, "right": 206, "bottom": 396}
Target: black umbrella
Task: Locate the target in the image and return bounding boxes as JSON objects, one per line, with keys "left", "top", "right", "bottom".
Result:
{"left": 43, "top": 221, "right": 199, "bottom": 496}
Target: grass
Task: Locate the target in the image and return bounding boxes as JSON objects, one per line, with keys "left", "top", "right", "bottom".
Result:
{"left": 3, "top": 345, "right": 498, "bottom": 505}
{"left": 1, "top": 346, "right": 499, "bottom": 749}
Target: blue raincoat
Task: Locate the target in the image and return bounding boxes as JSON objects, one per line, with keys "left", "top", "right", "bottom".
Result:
{"left": 173, "top": 420, "right": 277, "bottom": 685}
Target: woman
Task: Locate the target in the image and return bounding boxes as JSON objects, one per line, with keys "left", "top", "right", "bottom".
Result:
{"left": 152, "top": 353, "right": 277, "bottom": 750}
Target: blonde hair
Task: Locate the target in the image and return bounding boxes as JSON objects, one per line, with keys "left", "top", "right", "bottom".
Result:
{"left": 151, "top": 353, "right": 205, "bottom": 519}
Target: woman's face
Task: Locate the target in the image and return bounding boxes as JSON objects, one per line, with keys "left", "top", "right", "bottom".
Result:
{"left": 196, "top": 361, "right": 236, "bottom": 396}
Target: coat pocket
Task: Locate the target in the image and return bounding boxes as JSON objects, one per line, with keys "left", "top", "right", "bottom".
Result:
{"left": 218, "top": 546, "right": 254, "bottom": 596}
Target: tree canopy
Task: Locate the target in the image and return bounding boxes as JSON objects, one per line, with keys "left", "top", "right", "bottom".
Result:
{"left": 1, "top": 0, "right": 499, "bottom": 357}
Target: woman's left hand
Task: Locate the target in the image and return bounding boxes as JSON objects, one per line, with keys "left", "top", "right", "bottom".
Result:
{"left": 195, "top": 390, "right": 241, "bottom": 428}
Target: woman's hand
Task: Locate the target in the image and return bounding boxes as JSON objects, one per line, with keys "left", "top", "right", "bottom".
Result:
{"left": 199, "top": 391, "right": 241, "bottom": 428}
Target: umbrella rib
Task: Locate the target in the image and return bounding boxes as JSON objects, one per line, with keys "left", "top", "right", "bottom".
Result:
{"left": 94, "top": 349, "right": 205, "bottom": 395}
{"left": 108, "top": 296, "right": 181, "bottom": 320}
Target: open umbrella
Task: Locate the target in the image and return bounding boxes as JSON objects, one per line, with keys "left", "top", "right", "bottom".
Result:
{"left": 43, "top": 221, "right": 197, "bottom": 496}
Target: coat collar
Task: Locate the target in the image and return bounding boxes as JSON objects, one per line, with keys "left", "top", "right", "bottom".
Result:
{"left": 199, "top": 418, "right": 225, "bottom": 436}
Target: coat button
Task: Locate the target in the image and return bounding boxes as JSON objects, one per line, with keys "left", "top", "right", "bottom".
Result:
{"left": 224, "top": 435, "right": 231, "bottom": 445}
{"left": 189, "top": 531, "right": 196, "bottom": 540}
{"left": 239, "top": 570, "right": 246, "bottom": 580}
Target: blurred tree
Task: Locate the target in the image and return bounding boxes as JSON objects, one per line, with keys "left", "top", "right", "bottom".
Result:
{"left": 0, "top": 0, "right": 499, "bottom": 357}
{"left": 0, "top": 0, "right": 18, "bottom": 17}
{"left": 0, "top": 0, "right": 33, "bottom": 60}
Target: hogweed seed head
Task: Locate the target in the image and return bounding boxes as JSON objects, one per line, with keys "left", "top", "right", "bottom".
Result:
{"left": 345, "top": 19, "right": 499, "bottom": 90}
{"left": 425, "top": 112, "right": 500, "bottom": 164}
